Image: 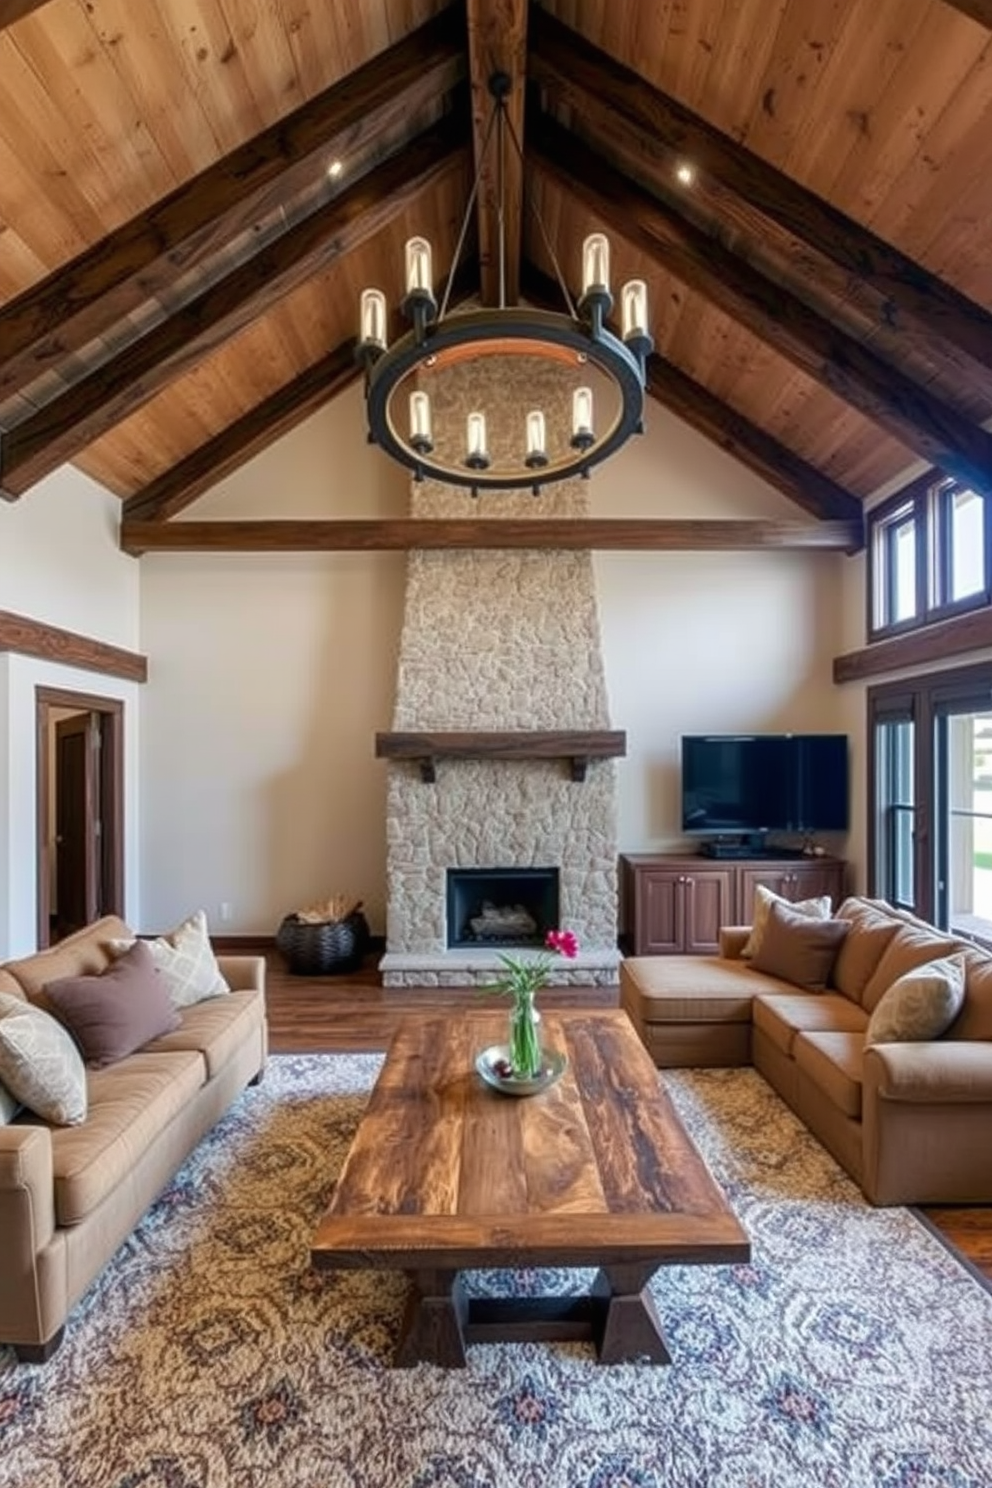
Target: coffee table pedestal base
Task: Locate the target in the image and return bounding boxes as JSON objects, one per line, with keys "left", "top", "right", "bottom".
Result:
{"left": 395, "top": 1264, "right": 670, "bottom": 1368}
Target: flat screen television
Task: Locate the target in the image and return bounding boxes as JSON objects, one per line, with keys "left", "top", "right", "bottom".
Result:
{"left": 681, "top": 734, "right": 849, "bottom": 836}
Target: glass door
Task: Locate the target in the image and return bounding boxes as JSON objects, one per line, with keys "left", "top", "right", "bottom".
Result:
{"left": 935, "top": 708, "right": 992, "bottom": 940}
{"left": 874, "top": 714, "right": 915, "bottom": 911}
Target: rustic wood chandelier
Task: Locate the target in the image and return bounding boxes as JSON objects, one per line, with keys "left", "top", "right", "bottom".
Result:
{"left": 356, "top": 74, "right": 652, "bottom": 495}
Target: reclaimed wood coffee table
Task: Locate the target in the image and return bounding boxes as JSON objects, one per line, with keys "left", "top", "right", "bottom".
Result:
{"left": 311, "top": 1008, "right": 749, "bottom": 1367}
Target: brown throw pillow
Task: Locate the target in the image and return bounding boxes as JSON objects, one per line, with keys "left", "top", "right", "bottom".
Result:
{"left": 45, "top": 940, "right": 180, "bottom": 1068}
{"left": 750, "top": 899, "right": 850, "bottom": 991}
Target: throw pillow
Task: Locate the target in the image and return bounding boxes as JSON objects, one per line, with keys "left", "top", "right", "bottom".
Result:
{"left": 0, "top": 1078, "right": 20, "bottom": 1124}
{"left": 741, "top": 883, "right": 833, "bottom": 959}
{"left": 865, "top": 953, "right": 967, "bottom": 1047}
{"left": 750, "top": 899, "right": 851, "bottom": 991}
{"left": 45, "top": 940, "right": 180, "bottom": 1068}
{"left": 0, "top": 992, "right": 87, "bottom": 1125}
{"left": 108, "top": 909, "right": 230, "bottom": 1008}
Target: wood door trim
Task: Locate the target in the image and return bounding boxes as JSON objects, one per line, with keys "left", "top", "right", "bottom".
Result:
{"left": 36, "top": 689, "right": 124, "bottom": 949}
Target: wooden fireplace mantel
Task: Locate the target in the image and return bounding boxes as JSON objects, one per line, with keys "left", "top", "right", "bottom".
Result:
{"left": 375, "top": 730, "right": 627, "bottom": 783}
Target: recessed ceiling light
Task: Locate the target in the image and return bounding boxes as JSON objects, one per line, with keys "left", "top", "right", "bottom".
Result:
{"left": 328, "top": 159, "right": 344, "bottom": 180}
{"left": 675, "top": 162, "right": 696, "bottom": 187}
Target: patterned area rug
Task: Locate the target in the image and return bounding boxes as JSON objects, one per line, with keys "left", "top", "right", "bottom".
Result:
{"left": 3, "top": 1055, "right": 992, "bottom": 1488}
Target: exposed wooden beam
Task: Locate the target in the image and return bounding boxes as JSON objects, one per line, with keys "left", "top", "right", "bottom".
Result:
{"left": 466, "top": 0, "right": 528, "bottom": 306}
{"left": 529, "top": 113, "right": 992, "bottom": 498}
{"left": 520, "top": 262, "right": 863, "bottom": 537}
{"left": 119, "top": 518, "right": 861, "bottom": 556}
{"left": 0, "top": 1, "right": 51, "bottom": 26}
{"left": 834, "top": 606, "right": 992, "bottom": 683}
{"left": 0, "top": 116, "right": 468, "bottom": 498}
{"left": 122, "top": 345, "right": 360, "bottom": 523}
{"left": 0, "top": 7, "right": 465, "bottom": 403}
{"left": 941, "top": 1, "right": 992, "bottom": 26}
{"left": 0, "top": 609, "right": 147, "bottom": 682}
{"left": 529, "top": 8, "right": 992, "bottom": 381}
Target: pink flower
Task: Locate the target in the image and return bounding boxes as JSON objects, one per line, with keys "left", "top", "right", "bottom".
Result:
{"left": 546, "top": 928, "right": 579, "bottom": 959}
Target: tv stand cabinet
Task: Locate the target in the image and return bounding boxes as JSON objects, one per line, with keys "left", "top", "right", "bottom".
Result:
{"left": 619, "top": 853, "right": 848, "bottom": 957}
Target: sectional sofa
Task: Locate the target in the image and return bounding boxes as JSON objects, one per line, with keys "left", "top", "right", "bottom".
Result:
{"left": 621, "top": 894, "right": 992, "bottom": 1205}
{"left": 0, "top": 915, "right": 267, "bottom": 1362}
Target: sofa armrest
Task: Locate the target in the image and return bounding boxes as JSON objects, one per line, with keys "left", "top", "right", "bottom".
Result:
{"left": 218, "top": 955, "right": 266, "bottom": 995}
{"left": 864, "top": 1040, "right": 992, "bottom": 1103}
{"left": 0, "top": 1126, "right": 56, "bottom": 1254}
{"left": 719, "top": 926, "right": 751, "bottom": 960}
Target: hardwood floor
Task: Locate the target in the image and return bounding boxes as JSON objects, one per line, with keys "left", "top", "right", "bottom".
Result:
{"left": 263, "top": 952, "right": 992, "bottom": 1285}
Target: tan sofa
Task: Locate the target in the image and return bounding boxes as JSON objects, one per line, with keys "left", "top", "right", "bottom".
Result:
{"left": 0, "top": 915, "right": 267, "bottom": 1362}
{"left": 620, "top": 895, "right": 992, "bottom": 1206}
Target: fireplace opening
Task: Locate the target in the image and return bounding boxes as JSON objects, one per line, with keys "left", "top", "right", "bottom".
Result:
{"left": 446, "top": 868, "right": 560, "bottom": 949}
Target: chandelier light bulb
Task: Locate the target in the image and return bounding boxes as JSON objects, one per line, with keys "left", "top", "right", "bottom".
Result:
{"left": 525, "top": 410, "right": 548, "bottom": 469}
{"left": 409, "top": 390, "right": 433, "bottom": 453}
{"left": 582, "top": 233, "right": 610, "bottom": 296}
{"left": 405, "top": 237, "right": 433, "bottom": 295}
{"left": 359, "top": 288, "right": 387, "bottom": 350}
{"left": 465, "top": 411, "right": 490, "bottom": 470}
{"left": 573, "top": 387, "right": 593, "bottom": 435}
{"left": 622, "top": 281, "right": 648, "bottom": 341}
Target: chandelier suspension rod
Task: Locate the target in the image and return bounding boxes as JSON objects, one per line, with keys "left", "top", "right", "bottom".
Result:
{"left": 438, "top": 89, "right": 500, "bottom": 322}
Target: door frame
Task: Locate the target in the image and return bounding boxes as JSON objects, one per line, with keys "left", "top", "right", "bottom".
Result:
{"left": 36, "top": 687, "right": 125, "bottom": 949}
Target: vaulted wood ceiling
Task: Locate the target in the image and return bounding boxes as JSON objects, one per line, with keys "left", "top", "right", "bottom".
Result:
{"left": 2, "top": 0, "right": 992, "bottom": 554}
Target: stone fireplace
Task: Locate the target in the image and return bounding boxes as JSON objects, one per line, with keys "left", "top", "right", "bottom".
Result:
{"left": 378, "top": 352, "right": 623, "bottom": 987}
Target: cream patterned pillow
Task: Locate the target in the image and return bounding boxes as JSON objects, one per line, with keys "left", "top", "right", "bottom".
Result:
{"left": 865, "top": 954, "right": 967, "bottom": 1046}
{"left": 0, "top": 993, "right": 87, "bottom": 1125}
{"left": 742, "top": 883, "right": 832, "bottom": 959}
{"left": 109, "top": 909, "right": 229, "bottom": 1009}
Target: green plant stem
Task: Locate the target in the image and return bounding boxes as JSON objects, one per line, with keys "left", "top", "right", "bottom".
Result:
{"left": 510, "top": 994, "right": 542, "bottom": 1078}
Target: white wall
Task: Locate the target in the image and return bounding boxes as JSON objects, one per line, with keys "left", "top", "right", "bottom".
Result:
{"left": 136, "top": 383, "right": 854, "bottom": 934}
{"left": 0, "top": 466, "right": 142, "bottom": 954}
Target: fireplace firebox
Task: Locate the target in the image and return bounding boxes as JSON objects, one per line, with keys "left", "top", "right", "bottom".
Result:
{"left": 446, "top": 868, "right": 560, "bottom": 949}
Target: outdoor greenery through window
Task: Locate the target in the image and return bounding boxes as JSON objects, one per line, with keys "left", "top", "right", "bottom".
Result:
{"left": 868, "top": 473, "right": 988, "bottom": 639}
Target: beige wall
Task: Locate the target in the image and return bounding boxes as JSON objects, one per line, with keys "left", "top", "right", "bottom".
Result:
{"left": 0, "top": 465, "right": 142, "bottom": 956}
{"left": 137, "top": 382, "right": 854, "bottom": 935}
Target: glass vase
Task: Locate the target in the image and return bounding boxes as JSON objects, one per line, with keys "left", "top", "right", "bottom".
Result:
{"left": 509, "top": 995, "right": 543, "bottom": 1079}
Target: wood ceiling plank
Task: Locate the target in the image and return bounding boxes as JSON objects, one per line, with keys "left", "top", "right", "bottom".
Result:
{"left": 119, "top": 517, "right": 862, "bottom": 556}
{"left": 528, "top": 7, "right": 992, "bottom": 381}
{"left": 0, "top": 120, "right": 468, "bottom": 496}
{"left": 0, "top": 6, "right": 464, "bottom": 403}
{"left": 466, "top": 0, "right": 527, "bottom": 306}
{"left": 529, "top": 112, "right": 992, "bottom": 497}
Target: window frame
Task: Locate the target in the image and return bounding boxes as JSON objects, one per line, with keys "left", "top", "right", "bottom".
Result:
{"left": 867, "top": 471, "right": 990, "bottom": 642}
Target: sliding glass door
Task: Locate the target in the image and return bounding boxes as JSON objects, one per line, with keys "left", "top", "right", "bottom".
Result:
{"left": 869, "top": 662, "right": 992, "bottom": 944}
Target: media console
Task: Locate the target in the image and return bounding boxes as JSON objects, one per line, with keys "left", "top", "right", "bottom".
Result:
{"left": 618, "top": 852, "right": 848, "bottom": 957}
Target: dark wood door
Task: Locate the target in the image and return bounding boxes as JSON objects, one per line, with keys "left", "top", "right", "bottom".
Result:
{"left": 681, "top": 869, "right": 735, "bottom": 953}
{"left": 55, "top": 713, "right": 100, "bottom": 937}
{"left": 635, "top": 871, "right": 682, "bottom": 954}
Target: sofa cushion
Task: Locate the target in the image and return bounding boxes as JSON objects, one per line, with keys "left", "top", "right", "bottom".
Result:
{"left": 110, "top": 909, "right": 230, "bottom": 1008}
{"left": 741, "top": 884, "right": 832, "bottom": 959}
{"left": 49, "top": 1049, "right": 205, "bottom": 1225}
{"left": 865, "top": 953, "right": 967, "bottom": 1047}
{"left": 144, "top": 988, "right": 265, "bottom": 1078}
{"left": 860, "top": 924, "right": 962, "bottom": 1013}
{"left": 752, "top": 992, "right": 870, "bottom": 1057}
{"left": 45, "top": 940, "right": 181, "bottom": 1068}
{"left": 750, "top": 900, "right": 850, "bottom": 991}
{"left": 0, "top": 993, "right": 87, "bottom": 1125}
{"left": 949, "top": 948, "right": 992, "bottom": 1042}
{"left": 793, "top": 1031, "right": 864, "bottom": 1119}
{"left": 829, "top": 901, "right": 902, "bottom": 1003}
{"left": 2, "top": 916, "right": 132, "bottom": 1013}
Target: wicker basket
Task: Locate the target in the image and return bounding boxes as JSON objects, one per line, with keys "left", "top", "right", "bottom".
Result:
{"left": 275, "top": 908, "right": 370, "bottom": 976}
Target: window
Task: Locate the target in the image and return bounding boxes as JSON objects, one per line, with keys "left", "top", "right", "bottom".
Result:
{"left": 869, "top": 662, "right": 992, "bottom": 944}
{"left": 868, "top": 473, "right": 989, "bottom": 640}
